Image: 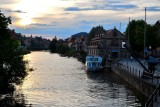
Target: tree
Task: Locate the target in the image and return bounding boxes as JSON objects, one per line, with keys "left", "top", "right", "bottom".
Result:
{"left": 49, "top": 37, "right": 57, "bottom": 53}
{"left": 125, "top": 20, "right": 160, "bottom": 52}
{"left": 0, "top": 11, "right": 28, "bottom": 90}
{"left": 87, "top": 25, "right": 106, "bottom": 45}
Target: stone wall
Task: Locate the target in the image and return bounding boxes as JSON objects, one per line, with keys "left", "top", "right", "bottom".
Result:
{"left": 112, "top": 67, "right": 156, "bottom": 97}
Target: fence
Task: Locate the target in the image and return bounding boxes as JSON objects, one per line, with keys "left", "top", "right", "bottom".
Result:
{"left": 113, "top": 62, "right": 160, "bottom": 85}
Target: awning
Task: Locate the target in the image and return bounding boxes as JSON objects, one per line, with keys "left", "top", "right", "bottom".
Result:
{"left": 112, "top": 49, "right": 119, "bottom": 52}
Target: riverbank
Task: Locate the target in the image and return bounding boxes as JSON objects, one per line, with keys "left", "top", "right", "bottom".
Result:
{"left": 109, "top": 59, "right": 160, "bottom": 106}
{"left": 51, "top": 50, "right": 87, "bottom": 63}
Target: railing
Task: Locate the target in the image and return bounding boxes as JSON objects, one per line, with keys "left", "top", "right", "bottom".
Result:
{"left": 113, "top": 62, "right": 160, "bottom": 85}
{"left": 111, "top": 61, "right": 160, "bottom": 107}
{"left": 145, "top": 85, "right": 160, "bottom": 107}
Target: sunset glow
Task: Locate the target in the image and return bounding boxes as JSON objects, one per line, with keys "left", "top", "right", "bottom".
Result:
{"left": 0, "top": 0, "right": 160, "bottom": 38}
{"left": 19, "top": 17, "right": 33, "bottom": 26}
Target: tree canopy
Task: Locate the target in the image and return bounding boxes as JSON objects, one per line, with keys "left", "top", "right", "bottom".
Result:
{"left": 125, "top": 19, "right": 160, "bottom": 52}
{"left": 0, "top": 11, "right": 28, "bottom": 90}
{"left": 49, "top": 37, "right": 58, "bottom": 53}
{"left": 87, "top": 25, "right": 106, "bottom": 45}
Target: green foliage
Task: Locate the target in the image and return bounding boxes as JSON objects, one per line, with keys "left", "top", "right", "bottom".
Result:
{"left": 57, "top": 44, "right": 69, "bottom": 54}
{"left": 49, "top": 38, "right": 57, "bottom": 53}
{"left": 126, "top": 19, "right": 160, "bottom": 52}
{"left": 49, "top": 38, "right": 87, "bottom": 63}
{"left": 0, "top": 11, "right": 11, "bottom": 29}
{"left": 79, "top": 50, "right": 87, "bottom": 63}
{"left": 0, "top": 11, "right": 28, "bottom": 89}
{"left": 87, "top": 25, "right": 105, "bottom": 45}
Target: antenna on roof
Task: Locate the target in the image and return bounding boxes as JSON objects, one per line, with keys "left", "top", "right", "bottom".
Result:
{"left": 119, "top": 23, "right": 121, "bottom": 32}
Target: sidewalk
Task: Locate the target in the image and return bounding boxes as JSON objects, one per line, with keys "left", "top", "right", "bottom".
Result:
{"left": 119, "top": 59, "right": 160, "bottom": 77}
{"left": 118, "top": 59, "right": 160, "bottom": 107}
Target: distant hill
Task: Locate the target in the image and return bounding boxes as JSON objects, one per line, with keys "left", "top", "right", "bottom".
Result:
{"left": 71, "top": 32, "right": 88, "bottom": 38}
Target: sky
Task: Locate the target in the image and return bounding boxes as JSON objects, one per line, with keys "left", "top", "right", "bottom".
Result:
{"left": 0, "top": 0, "right": 160, "bottom": 39}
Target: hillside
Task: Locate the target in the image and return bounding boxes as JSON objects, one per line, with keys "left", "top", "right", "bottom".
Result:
{"left": 71, "top": 32, "right": 88, "bottom": 38}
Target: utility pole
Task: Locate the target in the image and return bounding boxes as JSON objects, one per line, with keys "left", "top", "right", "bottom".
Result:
{"left": 127, "top": 17, "right": 130, "bottom": 66}
{"left": 144, "top": 8, "right": 147, "bottom": 60}
{"left": 128, "top": 18, "right": 130, "bottom": 47}
{"left": 119, "top": 23, "right": 121, "bottom": 59}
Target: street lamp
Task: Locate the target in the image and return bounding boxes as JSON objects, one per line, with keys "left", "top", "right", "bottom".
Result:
{"left": 149, "top": 45, "right": 152, "bottom": 55}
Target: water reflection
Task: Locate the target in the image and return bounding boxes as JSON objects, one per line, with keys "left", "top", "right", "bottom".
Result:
{"left": 0, "top": 52, "right": 144, "bottom": 107}
{"left": 0, "top": 91, "right": 31, "bottom": 107}
{"left": 86, "top": 71, "right": 142, "bottom": 107}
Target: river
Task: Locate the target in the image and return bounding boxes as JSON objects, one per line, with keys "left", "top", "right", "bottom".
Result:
{"left": 1, "top": 51, "right": 145, "bottom": 106}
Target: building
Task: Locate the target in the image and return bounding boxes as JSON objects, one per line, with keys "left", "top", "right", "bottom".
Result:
{"left": 68, "top": 35, "right": 87, "bottom": 51}
{"left": 87, "top": 28, "right": 128, "bottom": 59}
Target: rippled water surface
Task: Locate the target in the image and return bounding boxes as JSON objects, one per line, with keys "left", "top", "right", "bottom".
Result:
{"left": 18, "top": 51, "right": 143, "bottom": 106}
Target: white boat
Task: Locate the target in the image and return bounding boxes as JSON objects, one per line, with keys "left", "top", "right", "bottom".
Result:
{"left": 85, "top": 56, "right": 103, "bottom": 71}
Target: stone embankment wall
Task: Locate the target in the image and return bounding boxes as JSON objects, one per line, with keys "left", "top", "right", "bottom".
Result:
{"left": 111, "top": 67, "right": 156, "bottom": 97}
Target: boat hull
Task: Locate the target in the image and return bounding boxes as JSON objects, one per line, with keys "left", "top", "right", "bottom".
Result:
{"left": 86, "top": 66, "right": 103, "bottom": 72}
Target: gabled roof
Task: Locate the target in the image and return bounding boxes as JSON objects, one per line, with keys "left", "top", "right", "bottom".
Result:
{"left": 102, "top": 28, "right": 125, "bottom": 39}
{"left": 90, "top": 28, "right": 125, "bottom": 42}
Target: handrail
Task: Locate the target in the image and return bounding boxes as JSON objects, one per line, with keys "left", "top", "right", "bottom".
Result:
{"left": 145, "top": 84, "right": 160, "bottom": 107}
{"left": 114, "top": 62, "right": 159, "bottom": 81}
{"left": 111, "top": 60, "right": 160, "bottom": 107}
{"left": 124, "top": 44, "right": 149, "bottom": 73}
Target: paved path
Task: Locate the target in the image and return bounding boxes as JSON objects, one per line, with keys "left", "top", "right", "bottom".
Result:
{"left": 119, "top": 59, "right": 160, "bottom": 77}
{"left": 119, "top": 59, "right": 160, "bottom": 107}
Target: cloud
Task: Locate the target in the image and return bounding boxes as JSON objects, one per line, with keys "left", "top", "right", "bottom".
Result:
{"left": 2, "top": 0, "right": 160, "bottom": 39}
{"left": 65, "top": 7, "right": 83, "bottom": 11}
{"left": 0, "top": 0, "right": 17, "bottom": 4}
{"left": 29, "top": 23, "right": 50, "bottom": 26}
{"left": 107, "top": 4, "right": 138, "bottom": 10}
{"left": 13, "top": 10, "right": 27, "bottom": 13}
{"left": 147, "top": 6, "right": 160, "bottom": 11}
{"left": 64, "top": 4, "right": 138, "bottom": 11}
{"left": 27, "top": 23, "right": 58, "bottom": 28}
{"left": 4, "top": 9, "right": 27, "bottom": 13}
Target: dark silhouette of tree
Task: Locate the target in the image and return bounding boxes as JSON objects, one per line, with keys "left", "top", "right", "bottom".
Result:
{"left": 87, "top": 25, "right": 105, "bottom": 45}
{"left": 125, "top": 20, "right": 160, "bottom": 52}
{"left": 0, "top": 11, "right": 28, "bottom": 90}
{"left": 57, "top": 44, "right": 69, "bottom": 54}
{"left": 49, "top": 37, "right": 57, "bottom": 53}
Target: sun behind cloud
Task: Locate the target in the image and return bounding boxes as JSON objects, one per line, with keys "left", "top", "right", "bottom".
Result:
{"left": 13, "top": 0, "right": 74, "bottom": 27}
{"left": 20, "top": 17, "right": 32, "bottom": 26}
